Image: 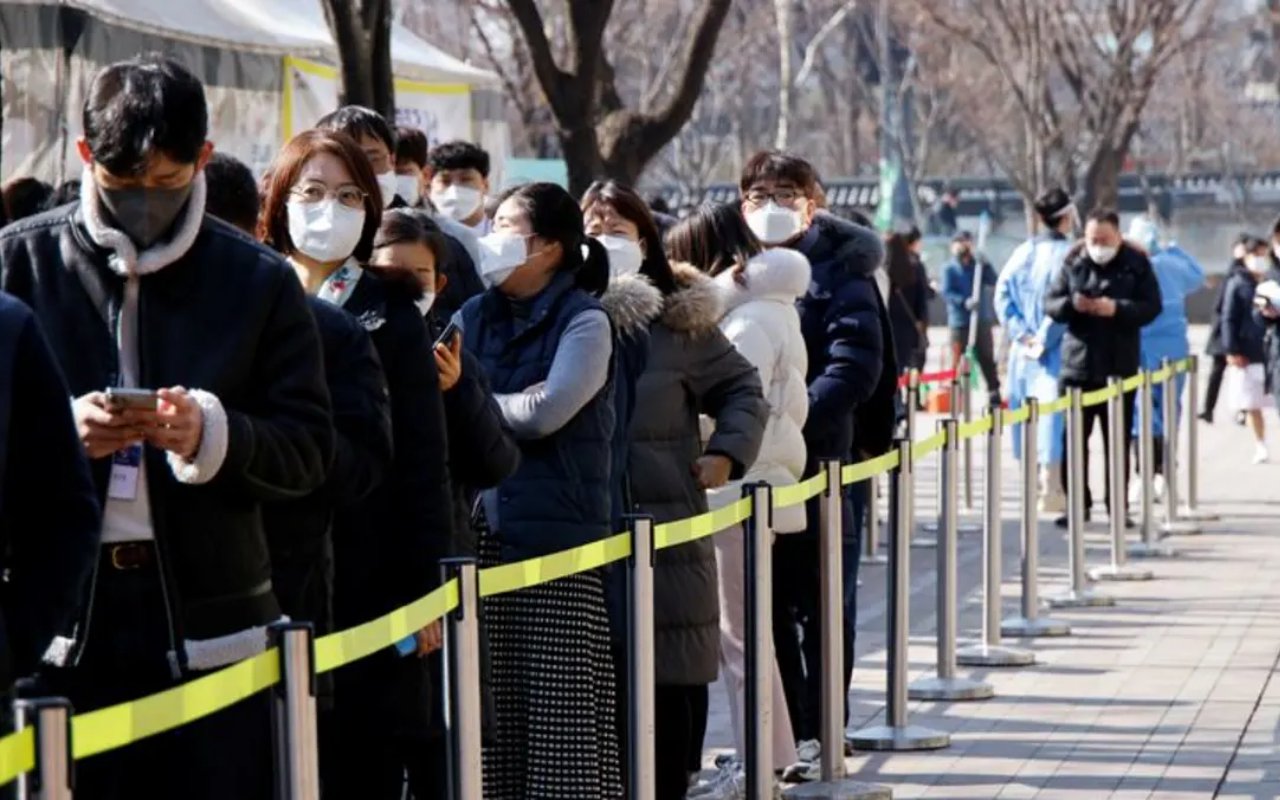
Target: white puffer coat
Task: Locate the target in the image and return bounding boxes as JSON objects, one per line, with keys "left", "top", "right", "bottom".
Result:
{"left": 706, "top": 248, "right": 811, "bottom": 533}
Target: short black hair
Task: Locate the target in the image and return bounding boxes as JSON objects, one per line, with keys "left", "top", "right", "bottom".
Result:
{"left": 1086, "top": 207, "right": 1120, "bottom": 228}
{"left": 1033, "top": 187, "right": 1072, "bottom": 227}
{"left": 46, "top": 179, "right": 81, "bottom": 210}
{"left": 203, "top": 152, "right": 260, "bottom": 234}
{"left": 83, "top": 54, "right": 207, "bottom": 176}
{"left": 1246, "top": 236, "right": 1269, "bottom": 254}
{"left": 739, "top": 150, "right": 820, "bottom": 196}
{"left": 427, "top": 141, "right": 490, "bottom": 178}
{"left": 395, "top": 126, "right": 429, "bottom": 169}
{"left": 316, "top": 106, "right": 396, "bottom": 154}
{"left": 647, "top": 193, "right": 672, "bottom": 216}
{"left": 2, "top": 177, "right": 53, "bottom": 222}
{"left": 952, "top": 230, "right": 973, "bottom": 243}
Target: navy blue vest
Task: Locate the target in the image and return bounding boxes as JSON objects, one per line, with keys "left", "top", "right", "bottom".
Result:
{"left": 461, "top": 272, "right": 616, "bottom": 560}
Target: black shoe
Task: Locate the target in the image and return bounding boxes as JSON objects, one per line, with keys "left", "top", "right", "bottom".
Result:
{"left": 1198, "top": 412, "right": 1213, "bottom": 424}
{"left": 1055, "top": 509, "right": 1091, "bottom": 528}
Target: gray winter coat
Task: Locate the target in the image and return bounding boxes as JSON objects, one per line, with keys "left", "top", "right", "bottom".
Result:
{"left": 627, "top": 263, "right": 767, "bottom": 686}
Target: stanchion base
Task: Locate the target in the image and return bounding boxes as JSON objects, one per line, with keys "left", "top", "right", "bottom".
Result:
{"left": 910, "top": 537, "right": 938, "bottom": 549}
{"left": 861, "top": 553, "right": 889, "bottom": 566}
{"left": 1046, "top": 588, "right": 1116, "bottom": 608}
{"left": 1180, "top": 506, "right": 1219, "bottom": 522}
{"left": 1001, "top": 615, "right": 1072, "bottom": 638}
{"left": 846, "top": 724, "right": 950, "bottom": 752}
{"left": 920, "top": 520, "right": 983, "bottom": 535}
{"left": 1088, "top": 564, "right": 1155, "bottom": 581}
{"left": 908, "top": 674, "right": 995, "bottom": 701}
{"left": 784, "top": 779, "right": 894, "bottom": 799}
{"left": 1128, "top": 541, "right": 1178, "bottom": 559}
{"left": 1160, "top": 520, "right": 1202, "bottom": 536}
{"left": 956, "top": 642, "right": 1036, "bottom": 667}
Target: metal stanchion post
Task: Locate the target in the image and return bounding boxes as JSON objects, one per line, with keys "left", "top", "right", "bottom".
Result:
{"left": 957, "top": 406, "right": 1035, "bottom": 666}
{"left": 442, "top": 559, "right": 483, "bottom": 800}
{"left": 923, "top": 370, "right": 981, "bottom": 537}
{"left": 744, "top": 483, "right": 774, "bottom": 799}
{"left": 1131, "top": 370, "right": 1177, "bottom": 558}
{"left": 1182, "top": 355, "right": 1218, "bottom": 521}
{"left": 269, "top": 621, "right": 320, "bottom": 800}
{"left": 13, "top": 697, "right": 73, "bottom": 800}
{"left": 910, "top": 420, "right": 995, "bottom": 700}
{"left": 1048, "top": 387, "right": 1116, "bottom": 608}
{"left": 848, "top": 440, "right": 950, "bottom": 752}
{"left": 905, "top": 368, "right": 919, "bottom": 442}
{"left": 1089, "top": 377, "right": 1153, "bottom": 581}
{"left": 1002, "top": 398, "right": 1071, "bottom": 637}
{"left": 862, "top": 474, "right": 887, "bottom": 566}
{"left": 626, "top": 516, "right": 656, "bottom": 800}
{"left": 1159, "top": 359, "right": 1201, "bottom": 536}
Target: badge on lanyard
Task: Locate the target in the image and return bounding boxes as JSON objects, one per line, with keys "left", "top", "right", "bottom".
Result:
{"left": 109, "top": 444, "right": 143, "bottom": 501}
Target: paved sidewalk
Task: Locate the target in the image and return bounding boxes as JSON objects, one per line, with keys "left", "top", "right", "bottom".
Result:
{"left": 702, "top": 343, "right": 1280, "bottom": 799}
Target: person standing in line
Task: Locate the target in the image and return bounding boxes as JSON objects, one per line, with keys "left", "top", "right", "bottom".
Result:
{"left": 582, "top": 181, "right": 767, "bottom": 799}
{"left": 1201, "top": 234, "right": 1252, "bottom": 424}
{"left": 259, "top": 128, "right": 455, "bottom": 800}
{"left": 666, "top": 202, "right": 809, "bottom": 795}
{"left": 885, "top": 231, "right": 930, "bottom": 381}
{"left": 453, "top": 182, "right": 620, "bottom": 799}
{"left": 738, "top": 151, "right": 896, "bottom": 771}
{"left": 996, "top": 187, "right": 1077, "bottom": 515}
{"left": 1045, "top": 208, "right": 1162, "bottom": 527}
{"left": 1221, "top": 238, "right": 1271, "bottom": 463}
{"left": 0, "top": 54, "right": 333, "bottom": 799}
{"left": 1260, "top": 219, "right": 1280, "bottom": 433}
{"left": 1126, "top": 216, "right": 1205, "bottom": 501}
{"left": 941, "top": 230, "right": 1001, "bottom": 406}
{"left": 428, "top": 140, "right": 494, "bottom": 236}
{"left": 315, "top": 105, "right": 401, "bottom": 210}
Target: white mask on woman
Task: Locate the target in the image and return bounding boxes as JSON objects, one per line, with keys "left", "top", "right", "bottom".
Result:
{"left": 745, "top": 201, "right": 805, "bottom": 245}
{"left": 477, "top": 231, "right": 533, "bottom": 289}
{"left": 595, "top": 234, "right": 644, "bottom": 278}
{"left": 287, "top": 198, "right": 366, "bottom": 264}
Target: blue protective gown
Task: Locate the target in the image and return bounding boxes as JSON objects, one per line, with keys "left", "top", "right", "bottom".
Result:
{"left": 996, "top": 232, "right": 1073, "bottom": 465}
{"left": 1137, "top": 244, "right": 1204, "bottom": 438}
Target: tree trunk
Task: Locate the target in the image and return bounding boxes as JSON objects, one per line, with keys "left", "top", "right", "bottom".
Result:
{"left": 774, "top": 0, "right": 793, "bottom": 150}
{"left": 562, "top": 121, "right": 606, "bottom": 197}
{"left": 320, "top": 0, "right": 395, "bottom": 121}
{"left": 1082, "top": 144, "right": 1121, "bottom": 213}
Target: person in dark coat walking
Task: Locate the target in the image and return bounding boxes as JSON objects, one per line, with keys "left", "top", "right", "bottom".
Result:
{"left": 1045, "top": 208, "right": 1162, "bottom": 525}
{"left": 1221, "top": 240, "right": 1271, "bottom": 462}
{"left": 260, "top": 128, "right": 455, "bottom": 800}
{"left": 0, "top": 56, "right": 333, "bottom": 800}
{"left": 0, "top": 293, "right": 100, "bottom": 692}
{"left": 738, "top": 150, "right": 895, "bottom": 769}
{"left": 1201, "top": 234, "right": 1252, "bottom": 423}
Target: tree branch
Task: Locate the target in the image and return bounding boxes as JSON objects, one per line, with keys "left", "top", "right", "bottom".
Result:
{"left": 794, "top": 0, "right": 860, "bottom": 86}
{"left": 504, "top": 0, "right": 570, "bottom": 113}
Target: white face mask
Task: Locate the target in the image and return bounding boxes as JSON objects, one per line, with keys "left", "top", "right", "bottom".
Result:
{"left": 595, "top": 234, "right": 644, "bottom": 279}
{"left": 1248, "top": 255, "right": 1270, "bottom": 275}
{"left": 432, "top": 185, "right": 483, "bottom": 223}
{"left": 395, "top": 174, "right": 421, "bottom": 207}
{"left": 375, "top": 171, "right": 398, "bottom": 209}
{"left": 287, "top": 198, "right": 366, "bottom": 264}
{"left": 415, "top": 290, "right": 437, "bottom": 316}
{"left": 1086, "top": 243, "right": 1118, "bottom": 266}
{"left": 476, "top": 231, "right": 532, "bottom": 289}
{"left": 745, "top": 201, "right": 805, "bottom": 245}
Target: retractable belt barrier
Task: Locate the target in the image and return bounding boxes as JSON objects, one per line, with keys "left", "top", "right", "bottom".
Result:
{"left": 0, "top": 359, "right": 1198, "bottom": 790}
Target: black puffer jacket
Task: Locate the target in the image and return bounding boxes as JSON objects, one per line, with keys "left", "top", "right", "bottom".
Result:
{"left": 1207, "top": 259, "right": 1248, "bottom": 357}
{"left": 1221, "top": 272, "right": 1267, "bottom": 365}
{"left": 0, "top": 204, "right": 333, "bottom": 644}
{"left": 1045, "top": 243, "right": 1162, "bottom": 385}
{"left": 628, "top": 264, "right": 767, "bottom": 686}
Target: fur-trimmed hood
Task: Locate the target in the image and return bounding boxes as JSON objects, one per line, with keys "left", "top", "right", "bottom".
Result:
{"left": 714, "top": 248, "right": 811, "bottom": 315}
{"left": 79, "top": 167, "right": 206, "bottom": 276}
{"left": 664, "top": 262, "right": 724, "bottom": 334}
{"left": 600, "top": 272, "right": 664, "bottom": 338}
{"left": 805, "top": 211, "right": 884, "bottom": 277}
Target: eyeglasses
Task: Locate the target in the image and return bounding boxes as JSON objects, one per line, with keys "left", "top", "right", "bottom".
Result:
{"left": 744, "top": 188, "right": 803, "bottom": 207}
{"left": 289, "top": 182, "right": 368, "bottom": 210}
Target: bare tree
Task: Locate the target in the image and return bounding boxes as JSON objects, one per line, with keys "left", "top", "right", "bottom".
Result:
{"left": 321, "top": 0, "right": 395, "bottom": 120}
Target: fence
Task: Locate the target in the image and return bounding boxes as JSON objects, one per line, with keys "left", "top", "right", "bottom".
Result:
{"left": 2, "top": 356, "right": 1204, "bottom": 800}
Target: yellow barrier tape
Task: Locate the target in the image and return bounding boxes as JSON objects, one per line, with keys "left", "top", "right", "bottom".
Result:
{"left": 1122, "top": 374, "right": 1144, "bottom": 393}
{"left": 1082, "top": 385, "right": 1118, "bottom": 407}
{"left": 315, "top": 581, "right": 459, "bottom": 671}
{"left": 911, "top": 430, "right": 948, "bottom": 459}
{"left": 773, "top": 474, "right": 825, "bottom": 509}
{"left": 958, "top": 415, "right": 993, "bottom": 440}
{"left": 0, "top": 727, "right": 33, "bottom": 788}
{"left": 479, "top": 533, "right": 632, "bottom": 598}
{"left": 1004, "top": 405, "right": 1031, "bottom": 426}
{"left": 656, "top": 498, "right": 753, "bottom": 549}
{"left": 842, "top": 450, "right": 900, "bottom": 485}
{"left": 72, "top": 647, "right": 280, "bottom": 759}
{"left": 1150, "top": 367, "right": 1172, "bottom": 384}
{"left": 1041, "top": 395, "right": 1072, "bottom": 415}
{"left": 1176, "top": 358, "right": 1194, "bottom": 373}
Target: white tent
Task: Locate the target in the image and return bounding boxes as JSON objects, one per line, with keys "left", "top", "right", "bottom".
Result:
{"left": 0, "top": 0, "right": 506, "bottom": 183}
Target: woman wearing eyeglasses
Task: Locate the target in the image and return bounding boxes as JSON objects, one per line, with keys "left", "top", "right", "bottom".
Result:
{"left": 260, "top": 128, "right": 456, "bottom": 800}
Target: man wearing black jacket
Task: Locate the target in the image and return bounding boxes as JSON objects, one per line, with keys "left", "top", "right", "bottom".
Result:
{"left": 1045, "top": 207, "right": 1162, "bottom": 525}
{"left": 0, "top": 55, "right": 332, "bottom": 799}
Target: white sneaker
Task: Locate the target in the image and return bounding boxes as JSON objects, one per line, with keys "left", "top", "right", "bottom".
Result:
{"left": 687, "top": 763, "right": 743, "bottom": 800}
{"left": 1152, "top": 473, "right": 1166, "bottom": 504}
{"left": 1128, "top": 478, "right": 1143, "bottom": 508}
{"left": 794, "top": 739, "right": 821, "bottom": 763}
{"left": 1254, "top": 444, "right": 1270, "bottom": 465}
{"left": 781, "top": 739, "right": 822, "bottom": 783}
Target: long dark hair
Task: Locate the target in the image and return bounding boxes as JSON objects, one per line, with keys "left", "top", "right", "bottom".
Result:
{"left": 885, "top": 232, "right": 919, "bottom": 291}
{"left": 498, "top": 182, "right": 609, "bottom": 296}
{"left": 581, "top": 179, "right": 678, "bottom": 295}
{"left": 664, "top": 202, "right": 762, "bottom": 277}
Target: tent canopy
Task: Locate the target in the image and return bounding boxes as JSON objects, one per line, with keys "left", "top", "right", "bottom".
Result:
{"left": 53, "top": 0, "right": 498, "bottom": 85}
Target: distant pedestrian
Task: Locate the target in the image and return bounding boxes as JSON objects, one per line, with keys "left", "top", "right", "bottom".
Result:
{"left": 1201, "top": 233, "right": 1252, "bottom": 424}
{"left": 1221, "top": 238, "right": 1270, "bottom": 463}
{"left": 941, "top": 230, "right": 1001, "bottom": 405}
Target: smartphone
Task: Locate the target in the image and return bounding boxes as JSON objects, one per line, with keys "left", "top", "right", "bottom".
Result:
{"left": 105, "top": 387, "right": 158, "bottom": 411}
{"left": 433, "top": 320, "right": 460, "bottom": 349}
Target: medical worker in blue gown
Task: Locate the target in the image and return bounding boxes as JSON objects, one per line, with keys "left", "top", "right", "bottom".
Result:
{"left": 1126, "top": 215, "right": 1204, "bottom": 505}
{"left": 996, "top": 188, "right": 1077, "bottom": 514}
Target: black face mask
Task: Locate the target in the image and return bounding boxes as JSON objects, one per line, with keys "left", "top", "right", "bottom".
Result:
{"left": 98, "top": 182, "right": 194, "bottom": 248}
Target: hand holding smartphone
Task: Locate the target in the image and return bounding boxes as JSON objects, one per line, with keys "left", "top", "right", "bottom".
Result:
{"left": 104, "top": 387, "right": 158, "bottom": 412}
